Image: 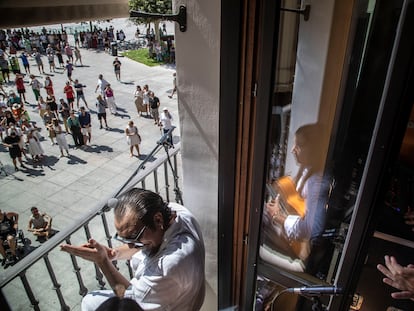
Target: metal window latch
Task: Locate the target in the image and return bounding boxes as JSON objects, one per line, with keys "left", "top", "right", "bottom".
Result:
{"left": 280, "top": 4, "right": 311, "bottom": 21}
{"left": 130, "top": 5, "right": 187, "bottom": 32}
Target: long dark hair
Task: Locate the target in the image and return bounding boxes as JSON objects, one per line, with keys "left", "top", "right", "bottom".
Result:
{"left": 113, "top": 188, "right": 172, "bottom": 231}
{"left": 294, "top": 123, "right": 326, "bottom": 183}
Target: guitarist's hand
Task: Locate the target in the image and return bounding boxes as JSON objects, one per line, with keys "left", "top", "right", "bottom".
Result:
{"left": 266, "top": 197, "right": 286, "bottom": 226}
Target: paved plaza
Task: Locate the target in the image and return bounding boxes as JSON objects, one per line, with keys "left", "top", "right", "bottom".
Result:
{"left": 0, "top": 20, "right": 181, "bottom": 310}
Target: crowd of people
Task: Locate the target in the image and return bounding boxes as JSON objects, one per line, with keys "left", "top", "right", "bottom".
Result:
{"left": 0, "top": 25, "right": 177, "bottom": 170}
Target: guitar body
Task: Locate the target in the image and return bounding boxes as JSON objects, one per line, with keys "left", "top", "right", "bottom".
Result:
{"left": 268, "top": 176, "right": 310, "bottom": 260}
{"left": 273, "top": 176, "right": 306, "bottom": 218}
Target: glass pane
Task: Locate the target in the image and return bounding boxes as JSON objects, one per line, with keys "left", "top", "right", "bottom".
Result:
{"left": 255, "top": 0, "right": 404, "bottom": 309}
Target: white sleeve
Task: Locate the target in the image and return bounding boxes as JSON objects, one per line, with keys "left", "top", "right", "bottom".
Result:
{"left": 284, "top": 215, "right": 300, "bottom": 240}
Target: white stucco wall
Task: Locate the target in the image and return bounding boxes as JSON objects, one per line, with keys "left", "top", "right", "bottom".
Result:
{"left": 174, "top": 0, "right": 220, "bottom": 297}
{"left": 285, "top": 0, "right": 335, "bottom": 174}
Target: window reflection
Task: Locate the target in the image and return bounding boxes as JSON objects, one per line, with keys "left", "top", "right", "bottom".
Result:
{"left": 261, "top": 123, "right": 332, "bottom": 273}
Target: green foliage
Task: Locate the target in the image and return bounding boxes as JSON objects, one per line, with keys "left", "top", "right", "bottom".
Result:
{"left": 129, "top": 0, "right": 172, "bottom": 24}
{"left": 122, "top": 49, "right": 165, "bottom": 67}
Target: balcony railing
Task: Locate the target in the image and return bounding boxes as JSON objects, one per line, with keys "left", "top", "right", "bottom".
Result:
{"left": 0, "top": 145, "right": 181, "bottom": 311}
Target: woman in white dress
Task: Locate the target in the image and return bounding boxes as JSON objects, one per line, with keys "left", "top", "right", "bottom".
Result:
{"left": 134, "top": 85, "right": 146, "bottom": 116}
{"left": 125, "top": 120, "right": 141, "bottom": 157}
{"left": 52, "top": 119, "right": 69, "bottom": 157}
{"left": 142, "top": 84, "right": 150, "bottom": 116}
{"left": 26, "top": 130, "right": 44, "bottom": 161}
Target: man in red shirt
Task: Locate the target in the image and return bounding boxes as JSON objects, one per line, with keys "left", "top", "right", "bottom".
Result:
{"left": 63, "top": 81, "right": 75, "bottom": 110}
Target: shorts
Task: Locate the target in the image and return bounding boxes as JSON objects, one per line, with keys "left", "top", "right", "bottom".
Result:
{"left": 67, "top": 97, "right": 74, "bottom": 103}
{"left": 77, "top": 94, "right": 86, "bottom": 101}
{"left": 9, "top": 147, "right": 22, "bottom": 159}
{"left": 49, "top": 102, "right": 58, "bottom": 111}
{"left": 81, "top": 127, "right": 91, "bottom": 135}
{"left": 97, "top": 113, "right": 107, "bottom": 120}
{"left": 0, "top": 229, "right": 16, "bottom": 241}
{"left": 17, "top": 89, "right": 25, "bottom": 94}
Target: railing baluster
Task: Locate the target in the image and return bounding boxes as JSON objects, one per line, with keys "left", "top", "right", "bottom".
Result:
{"left": 19, "top": 271, "right": 40, "bottom": 311}
{"left": 65, "top": 237, "right": 88, "bottom": 296}
{"left": 100, "top": 212, "right": 119, "bottom": 269}
{"left": 43, "top": 255, "right": 70, "bottom": 311}
{"left": 153, "top": 168, "right": 159, "bottom": 193}
{"left": 84, "top": 224, "right": 106, "bottom": 289}
{"left": 126, "top": 259, "right": 134, "bottom": 279}
{"left": 164, "top": 162, "right": 170, "bottom": 201}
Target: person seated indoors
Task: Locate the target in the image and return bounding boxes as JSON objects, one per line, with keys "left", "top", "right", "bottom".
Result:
{"left": 262, "top": 123, "right": 331, "bottom": 266}
{"left": 0, "top": 209, "right": 19, "bottom": 265}
{"left": 28, "top": 206, "right": 52, "bottom": 240}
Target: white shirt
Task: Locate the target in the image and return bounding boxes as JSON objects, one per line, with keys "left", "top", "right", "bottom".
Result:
{"left": 159, "top": 112, "right": 173, "bottom": 130}
{"left": 130, "top": 203, "right": 205, "bottom": 310}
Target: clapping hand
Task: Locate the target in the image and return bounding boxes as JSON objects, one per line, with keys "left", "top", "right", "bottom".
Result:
{"left": 60, "top": 239, "right": 117, "bottom": 265}
{"left": 377, "top": 255, "right": 414, "bottom": 300}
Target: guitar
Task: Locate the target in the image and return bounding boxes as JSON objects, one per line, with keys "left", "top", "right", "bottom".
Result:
{"left": 267, "top": 176, "right": 305, "bottom": 218}
{"left": 266, "top": 176, "right": 309, "bottom": 260}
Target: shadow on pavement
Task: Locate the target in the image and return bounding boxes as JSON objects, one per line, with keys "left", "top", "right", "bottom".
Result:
{"left": 66, "top": 154, "right": 87, "bottom": 164}
{"left": 84, "top": 144, "right": 114, "bottom": 153}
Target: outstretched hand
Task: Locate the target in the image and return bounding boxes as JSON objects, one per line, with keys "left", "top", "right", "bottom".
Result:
{"left": 377, "top": 255, "right": 414, "bottom": 300}
{"left": 60, "top": 239, "right": 117, "bottom": 265}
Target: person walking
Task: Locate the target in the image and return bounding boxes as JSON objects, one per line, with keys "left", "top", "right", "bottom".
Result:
{"left": 26, "top": 129, "right": 44, "bottom": 162}
{"left": 159, "top": 107, "right": 174, "bottom": 147}
{"left": 14, "top": 73, "right": 27, "bottom": 104}
{"left": 134, "top": 85, "right": 146, "bottom": 116}
{"left": 149, "top": 91, "right": 160, "bottom": 125}
{"left": 2, "top": 131, "right": 26, "bottom": 170}
{"left": 32, "top": 48, "right": 44, "bottom": 75}
{"left": 43, "top": 108, "right": 56, "bottom": 145}
{"left": 56, "top": 49, "right": 64, "bottom": 68}
{"left": 67, "top": 110, "right": 83, "bottom": 148}
{"left": 47, "top": 51, "right": 56, "bottom": 73}
{"left": 125, "top": 120, "right": 141, "bottom": 157}
{"left": 45, "top": 94, "right": 59, "bottom": 120}
{"left": 168, "top": 72, "right": 177, "bottom": 98}
{"left": 19, "top": 52, "right": 30, "bottom": 74}
{"left": 63, "top": 81, "right": 75, "bottom": 110}
{"left": 58, "top": 98, "right": 70, "bottom": 133}
{"left": 64, "top": 43, "right": 73, "bottom": 62}
{"left": 95, "top": 74, "right": 109, "bottom": 98}
{"left": 112, "top": 57, "right": 121, "bottom": 81}
{"left": 29, "top": 74, "right": 42, "bottom": 103}
{"left": 73, "top": 79, "right": 88, "bottom": 109}
{"left": 96, "top": 95, "right": 109, "bottom": 129}
{"left": 142, "top": 84, "right": 150, "bottom": 116}
{"left": 52, "top": 118, "right": 70, "bottom": 157}
{"left": 104, "top": 84, "right": 117, "bottom": 115}
{"left": 63, "top": 60, "right": 74, "bottom": 82}
{"left": 78, "top": 106, "right": 92, "bottom": 146}
{"left": 44, "top": 76, "right": 54, "bottom": 96}
{"left": 74, "top": 47, "right": 83, "bottom": 66}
